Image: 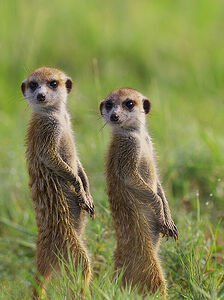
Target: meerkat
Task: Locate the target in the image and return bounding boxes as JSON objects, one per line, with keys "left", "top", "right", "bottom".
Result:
{"left": 21, "top": 66, "right": 94, "bottom": 299}
{"left": 100, "top": 87, "right": 178, "bottom": 297}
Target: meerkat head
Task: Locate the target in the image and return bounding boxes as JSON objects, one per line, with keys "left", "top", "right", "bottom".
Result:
{"left": 21, "top": 66, "right": 73, "bottom": 113}
{"left": 100, "top": 88, "right": 151, "bottom": 132}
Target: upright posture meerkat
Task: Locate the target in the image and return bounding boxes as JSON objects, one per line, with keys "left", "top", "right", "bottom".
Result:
{"left": 100, "top": 88, "right": 178, "bottom": 297}
{"left": 21, "top": 66, "right": 94, "bottom": 299}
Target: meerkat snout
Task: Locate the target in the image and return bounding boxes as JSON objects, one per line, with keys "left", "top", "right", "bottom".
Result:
{"left": 37, "top": 93, "right": 46, "bottom": 102}
{"left": 110, "top": 112, "right": 119, "bottom": 122}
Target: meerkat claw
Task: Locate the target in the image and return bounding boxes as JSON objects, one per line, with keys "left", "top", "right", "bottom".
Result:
{"left": 166, "top": 221, "right": 179, "bottom": 240}
{"left": 160, "top": 220, "right": 178, "bottom": 241}
{"left": 90, "top": 210, "right": 95, "bottom": 219}
{"left": 79, "top": 200, "right": 95, "bottom": 218}
{"left": 88, "top": 205, "right": 95, "bottom": 218}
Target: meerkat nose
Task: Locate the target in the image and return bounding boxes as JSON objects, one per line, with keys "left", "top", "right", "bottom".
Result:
{"left": 110, "top": 113, "right": 119, "bottom": 122}
{"left": 37, "top": 93, "right": 46, "bottom": 102}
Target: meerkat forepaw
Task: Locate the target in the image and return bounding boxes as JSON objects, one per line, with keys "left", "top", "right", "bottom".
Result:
{"left": 161, "top": 220, "right": 178, "bottom": 241}
{"left": 86, "top": 195, "right": 95, "bottom": 219}
{"left": 78, "top": 196, "right": 95, "bottom": 219}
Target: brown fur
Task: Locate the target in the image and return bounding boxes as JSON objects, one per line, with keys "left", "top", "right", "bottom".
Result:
{"left": 100, "top": 88, "right": 178, "bottom": 297}
{"left": 22, "top": 66, "right": 94, "bottom": 299}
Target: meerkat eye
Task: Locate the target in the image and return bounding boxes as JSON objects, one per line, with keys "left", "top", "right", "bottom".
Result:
{"left": 105, "top": 100, "right": 113, "bottom": 111}
{"left": 29, "top": 81, "right": 38, "bottom": 91}
{"left": 125, "top": 100, "right": 135, "bottom": 110}
{"left": 49, "top": 80, "right": 59, "bottom": 88}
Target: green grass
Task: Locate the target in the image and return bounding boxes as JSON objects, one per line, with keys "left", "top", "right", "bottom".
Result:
{"left": 0, "top": 0, "right": 224, "bottom": 299}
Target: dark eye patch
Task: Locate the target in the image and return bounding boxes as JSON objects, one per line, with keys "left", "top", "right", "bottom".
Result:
{"left": 105, "top": 100, "right": 113, "bottom": 111}
{"left": 49, "top": 80, "right": 59, "bottom": 88}
{"left": 124, "top": 99, "right": 135, "bottom": 110}
{"left": 29, "top": 81, "right": 38, "bottom": 91}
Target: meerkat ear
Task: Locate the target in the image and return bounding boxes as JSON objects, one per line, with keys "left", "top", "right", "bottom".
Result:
{"left": 65, "top": 78, "right": 73, "bottom": 94}
{"left": 143, "top": 99, "right": 151, "bottom": 114}
{"left": 99, "top": 101, "right": 104, "bottom": 115}
{"left": 21, "top": 80, "right": 26, "bottom": 96}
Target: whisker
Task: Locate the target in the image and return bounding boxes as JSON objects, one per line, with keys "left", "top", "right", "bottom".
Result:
{"left": 24, "top": 103, "right": 31, "bottom": 112}
{"left": 19, "top": 103, "right": 31, "bottom": 116}
{"left": 97, "top": 112, "right": 108, "bottom": 120}
{"left": 6, "top": 95, "right": 25, "bottom": 105}
{"left": 87, "top": 109, "right": 99, "bottom": 114}
{"left": 99, "top": 121, "right": 108, "bottom": 132}
{"left": 83, "top": 110, "right": 106, "bottom": 121}
{"left": 18, "top": 96, "right": 26, "bottom": 101}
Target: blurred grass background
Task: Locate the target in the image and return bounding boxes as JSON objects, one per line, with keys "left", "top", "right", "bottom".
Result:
{"left": 0, "top": 0, "right": 224, "bottom": 299}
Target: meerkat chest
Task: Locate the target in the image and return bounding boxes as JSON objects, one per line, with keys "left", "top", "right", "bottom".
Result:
{"left": 58, "top": 118, "right": 77, "bottom": 168}
{"left": 138, "top": 135, "right": 158, "bottom": 190}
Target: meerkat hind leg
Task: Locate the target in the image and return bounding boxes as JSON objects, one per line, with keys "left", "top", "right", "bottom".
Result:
{"left": 32, "top": 244, "right": 59, "bottom": 300}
